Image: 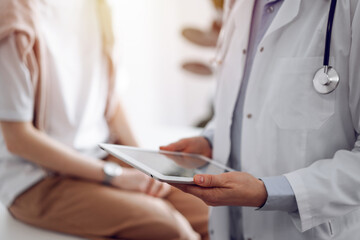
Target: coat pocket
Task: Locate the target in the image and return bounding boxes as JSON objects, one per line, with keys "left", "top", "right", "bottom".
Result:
{"left": 270, "top": 57, "right": 336, "bottom": 130}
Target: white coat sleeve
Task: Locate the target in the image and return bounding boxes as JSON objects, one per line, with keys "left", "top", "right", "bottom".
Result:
{"left": 202, "top": 118, "right": 215, "bottom": 147}
{"left": 284, "top": 2, "right": 360, "bottom": 232}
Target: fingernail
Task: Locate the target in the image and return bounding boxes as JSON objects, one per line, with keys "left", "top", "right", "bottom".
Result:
{"left": 196, "top": 176, "right": 204, "bottom": 183}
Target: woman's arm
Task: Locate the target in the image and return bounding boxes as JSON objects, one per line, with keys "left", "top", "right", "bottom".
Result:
{"left": 108, "top": 102, "right": 138, "bottom": 147}
{"left": 1, "top": 121, "right": 170, "bottom": 197}
{"left": 1, "top": 121, "right": 106, "bottom": 182}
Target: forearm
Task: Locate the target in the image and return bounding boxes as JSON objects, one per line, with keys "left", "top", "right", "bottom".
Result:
{"left": 1, "top": 121, "right": 105, "bottom": 183}
{"left": 108, "top": 102, "right": 138, "bottom": 147}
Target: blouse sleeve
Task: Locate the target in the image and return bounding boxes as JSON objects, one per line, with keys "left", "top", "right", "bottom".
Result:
{"left": 0, "top": 34, "right": 34, "bottom": 122}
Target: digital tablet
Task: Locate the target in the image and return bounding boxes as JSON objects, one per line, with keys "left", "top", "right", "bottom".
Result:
{"left": 99, "top": 143, "right": 234, "bottom": 184}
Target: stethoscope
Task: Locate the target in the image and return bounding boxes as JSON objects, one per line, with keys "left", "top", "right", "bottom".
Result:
{"left": 213, "top": 0, "right": 340, "bottom": 94}
{"left": 313, "top": 0, "right": 339, "bottom": 94}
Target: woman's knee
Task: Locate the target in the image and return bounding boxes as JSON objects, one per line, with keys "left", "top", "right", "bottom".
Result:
{"left": 119, "top": 218, "right": 199, "bottom": 240}
{"left": 115, "top": 199, "right": 200, "bottom": 240}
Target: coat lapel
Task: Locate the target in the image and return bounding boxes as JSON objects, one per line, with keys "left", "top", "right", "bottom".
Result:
{"left": 213, "top": 0, "right": 255, "bottom": 166}
{"left": 263, "top": 0, "right": 302, "bottom": 40}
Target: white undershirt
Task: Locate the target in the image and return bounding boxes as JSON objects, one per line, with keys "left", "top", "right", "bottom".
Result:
{"left": 0, "top": 0, "right": 110, "bottom": 206}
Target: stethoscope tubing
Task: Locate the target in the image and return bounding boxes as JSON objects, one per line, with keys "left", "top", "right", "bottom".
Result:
{"left": 323, "top": 0, "right": 337, "bottom": 67}
{"left": 313, "top": 0, "right": 340, "bottom": 94}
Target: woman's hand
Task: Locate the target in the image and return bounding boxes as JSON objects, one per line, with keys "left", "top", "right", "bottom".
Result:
{"left": 112, "top": 168, "right": 171, "bottom": 198}
{"left": 172, "top": 171, "right": 268, "bottom": 207}
{"left": 160, "top": 136, "right": 212, "bottom": 158}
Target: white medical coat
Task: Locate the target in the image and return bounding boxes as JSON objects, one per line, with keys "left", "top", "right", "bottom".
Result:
{"left": 206, "top": 0, "right": 360, "bottom": 239}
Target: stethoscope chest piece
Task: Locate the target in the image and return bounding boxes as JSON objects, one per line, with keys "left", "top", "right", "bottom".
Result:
{"left": 313, "top": 66, "right": 339, "bottom": 94}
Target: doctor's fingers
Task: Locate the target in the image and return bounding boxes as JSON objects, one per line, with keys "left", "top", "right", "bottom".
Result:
{"left": 160, "top": 139, "right": 187, "bottom": 152}
{"left": 194, "top": 174, "right": 225, "bottom": 188}
{"left": 175, "top": 185, "right": 222, "bottom": 206}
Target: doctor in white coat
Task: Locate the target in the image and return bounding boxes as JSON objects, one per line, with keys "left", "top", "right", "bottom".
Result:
{"left": 161, "top": 0, "right": 360, "bottom": 239}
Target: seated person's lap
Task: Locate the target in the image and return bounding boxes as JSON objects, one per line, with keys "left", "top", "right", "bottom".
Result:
{"left": 9, "top": 176, "right": 208, "bottom": 240}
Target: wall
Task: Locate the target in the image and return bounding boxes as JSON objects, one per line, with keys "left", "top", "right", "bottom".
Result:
{"left": 110, "top": 0, "right": 217, "bottom": 137}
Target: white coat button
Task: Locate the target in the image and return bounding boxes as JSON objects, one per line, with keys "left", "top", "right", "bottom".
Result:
{"left": 267, "top": 6, "right": 274, "bottom": 13}
{"left": 260, "top": 47, "right": 264, "bottom": 52}
{"left": 210, "top": 229, "right": 214, "bottom": 235}
{"left": 243, "top": 49, "right": 247, "bottom": 55}
{"left": 247, "top": 114, "right": 252, "bottom": 119}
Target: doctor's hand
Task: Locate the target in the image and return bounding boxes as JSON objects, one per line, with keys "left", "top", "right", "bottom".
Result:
{"left": 112, "top": 168, "right": 171, "bottom": 198}
{"left": 160, "top": 136, "right": 212, "bottom": 158}
{"left": 172, "top": 172, "right": 268, "bottom": 207}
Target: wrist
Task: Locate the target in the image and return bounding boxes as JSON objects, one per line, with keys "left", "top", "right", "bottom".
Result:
{"left": 199, "top": 137, "right": 213, "bottom": 158}
{"left": 255, "top": 179, "right": 268, "bottom": 207}
{"left": 111, "top": 168, "right": 131, "bottom": 188}
{"left": 103, "top": 162, "right": 123, "bottom": 185}
{"left": 202, "top": 136, "right": 213, "bottom": 150}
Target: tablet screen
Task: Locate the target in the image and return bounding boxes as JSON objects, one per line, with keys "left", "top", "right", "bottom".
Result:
{"left": 107, "top": 145, "right": 228, "bottom": 178}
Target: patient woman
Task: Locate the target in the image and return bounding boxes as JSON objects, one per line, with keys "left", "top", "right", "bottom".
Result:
{"left": 0, "top": 0, "right": 208, "bottom": 239}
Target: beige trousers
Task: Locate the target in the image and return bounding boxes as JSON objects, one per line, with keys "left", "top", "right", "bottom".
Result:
{"left": 9, "top": 173, "right": 209, "bottom": 240}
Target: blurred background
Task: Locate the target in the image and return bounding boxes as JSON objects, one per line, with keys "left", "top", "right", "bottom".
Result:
{"left": 0, "top": 2, "right": 223, "bottom": 238}
{"left": 109, "top": 0, "right": 219, "bottom": 146}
